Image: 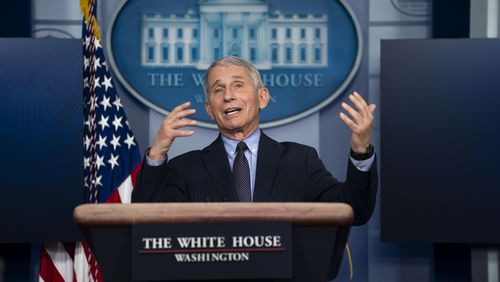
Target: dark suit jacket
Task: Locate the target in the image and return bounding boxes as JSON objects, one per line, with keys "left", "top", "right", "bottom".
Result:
{"left": 132, "top": 132, "right": 378, "bottom": 225}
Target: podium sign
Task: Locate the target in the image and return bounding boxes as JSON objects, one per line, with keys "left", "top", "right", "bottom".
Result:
{"left": 74, "top": 203, "right": 353, "bottom": 281}
{"left": 132, "top": 222, "right": 292, "bottom": 281}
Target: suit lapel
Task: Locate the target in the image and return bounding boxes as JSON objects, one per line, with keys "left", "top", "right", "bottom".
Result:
{"left": 253, "top": 132, "right": 283, "bottom": 202}
{"left": 201, "top": 135, "right": 239, "bottom": 201}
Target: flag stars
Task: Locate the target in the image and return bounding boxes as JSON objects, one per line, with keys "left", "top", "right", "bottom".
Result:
{"left": 92, "top": 175, "right": 103, "bottom": 187}
{"left": 83, "top": 77, "right": 89, "bottom": 89}
{"left": 124, "top": 134, "right": 136, "bottom": 149}
{"left": 94, "top": 38, "right": 102, "bottom": 50}
{"left": 89, "top": 96, "right": 98, "bottom": 110}
{"left": 97, "top": 115, "right": 110, "bottom": 131}
{"left": 89, "top": 95, "right": 95, "bottom": 108}
{"left": 93, "top": 96, "right": 99, "bottom": 110}
{"left": 110, "top": 134, "right": 121, "bottom": 150}
{"left": 113, "top": 97, "right": 122, "bottom": 111}
{"left": 84, "top": 36, "right": 91, "bottom": 50}
{"left": 84, "top": 118, "right": 92, "bottom": 130}
{"left": 112, "top": 115, "right": 123, "bottom": 131}
{"left": 84, "top": 135, "right": 92, "bottom": 150}
{"left": 102, "top": 75, "right": 113, "bottom": 92}
{"left": 96, "top": 134, "right": 108, "bottom": 150}
{"left": 108, "top": 153, "right": 119, "bottom": 169}
{"left": 94, "top": 76, "right": 101, "bottom": 90}
{"left": 100, "top": 95, "right": 112, "bottom": 111}
{"left": 93, "top": 56, "right": 102, "bottom": 71}
{"left": 84, "top": 57, "right": 89, "bottom": 71}
{"left": 96, "top": 155, "right": 105, "bottom": 170}
{"left": 83, "top": 20, "right": 142, "bottom": 206}
{"left": 84, "top": 157, "right": 90, "bottom": 169}
{"left": 88, "top": 115, "right": 95, "bottom": 127}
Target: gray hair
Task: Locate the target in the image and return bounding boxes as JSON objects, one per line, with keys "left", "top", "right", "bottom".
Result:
{"left": 203, "top": 56, "right": 265, "bottom": 98}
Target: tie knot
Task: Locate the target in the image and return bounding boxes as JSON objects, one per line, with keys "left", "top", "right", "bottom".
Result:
{"left": 236, "top": 142, "right": 248, "bottom": 153}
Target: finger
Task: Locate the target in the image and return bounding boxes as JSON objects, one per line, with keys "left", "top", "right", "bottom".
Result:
{"left": 160, "top": 113, "right": 196, "bottom": 136}
{"left": 354, "top": 93, "right": 376, "bottom": 120}
{"left": 341, "top": 102, "right": 361, "bottom": 124}
{"left": 368, "top": 104, "right": 376, "bottom": 114}
{"left": 170, "top": 108, "right": 197, "bottom": 120}
{"left": 339, "top": 112, "right": 358, "bottom": 131}
{"left": 170, "top": 119, "right": 197, "bottom": 130}
{"left": 171, "top": 129, "right": 195, "bottom": 137}
{"left": 349, "top": 94, "right": 370, "bottom": 117}
{"left": 170, "top": 101, "right": 192, "bottom": 115}
{"left": 163, "top": 102, "right": 193, "bottom": 124}
{"left": 353, "top": 91, "right": 369, "bottom": 108}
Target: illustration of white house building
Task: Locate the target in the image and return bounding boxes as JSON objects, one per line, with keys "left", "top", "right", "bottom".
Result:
{"left": 141, "top": 0, "right": 328, "bottom": 69}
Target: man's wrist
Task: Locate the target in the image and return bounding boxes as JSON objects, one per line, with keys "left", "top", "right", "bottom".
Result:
{"left": 145, "top": 148, "right": 167, "bottom": 167}
{"left": 148, "top": 147, "right": 166, "bottom": 161}
{"left": 350, "top": 144, "right": 374, "bottom": 161}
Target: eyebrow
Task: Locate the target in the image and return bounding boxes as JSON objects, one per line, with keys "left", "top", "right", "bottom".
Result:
{"left": 210, "top": 75, "right": 247, "bottom": 90}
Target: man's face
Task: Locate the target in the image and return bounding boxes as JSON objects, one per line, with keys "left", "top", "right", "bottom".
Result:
{"left": 205, "top": 65, "right": 269, "bottom": 139}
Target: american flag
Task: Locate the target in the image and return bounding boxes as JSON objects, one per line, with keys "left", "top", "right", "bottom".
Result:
{"left": 39, "top": 0, "right": 141, "bottom": 280}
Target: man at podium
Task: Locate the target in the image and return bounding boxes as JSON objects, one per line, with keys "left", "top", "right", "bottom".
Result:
{"left": 132, "top": 56, "right": 377, "bottom": 225}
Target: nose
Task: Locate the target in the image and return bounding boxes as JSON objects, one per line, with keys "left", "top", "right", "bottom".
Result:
{"left": 223, "top": 88, "right": 235, "bottom": 101}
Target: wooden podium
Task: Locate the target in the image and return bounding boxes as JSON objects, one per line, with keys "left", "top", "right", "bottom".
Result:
{"left": 74, "top": 203, "right": 353, "bottom": 282}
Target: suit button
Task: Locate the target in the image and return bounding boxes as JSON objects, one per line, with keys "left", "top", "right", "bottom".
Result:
{"left": 205, "top": 198, "right": 212, "bottom": 202}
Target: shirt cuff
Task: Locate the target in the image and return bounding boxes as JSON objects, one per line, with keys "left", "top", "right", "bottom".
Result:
{"left": 145, "top": 149, "right": 167, "bottom": 167}
{"left": 349, "top": 154, "right": 375, "bottom": 172}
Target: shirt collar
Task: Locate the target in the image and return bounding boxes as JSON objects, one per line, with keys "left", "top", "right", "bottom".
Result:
{"left": 221, "top": 129, "right": 260, "bottom": 157}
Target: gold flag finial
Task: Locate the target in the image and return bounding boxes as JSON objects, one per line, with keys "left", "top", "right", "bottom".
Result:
{"left": 80, "top": 0, "right": 101, "bottom": 42}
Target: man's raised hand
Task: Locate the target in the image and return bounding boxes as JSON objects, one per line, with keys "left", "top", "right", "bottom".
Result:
{"left": 339, "top": 92, "right": 376, "bottom": 153}
{"left": 149, "top": 101, "right": 197, "bottom": 160}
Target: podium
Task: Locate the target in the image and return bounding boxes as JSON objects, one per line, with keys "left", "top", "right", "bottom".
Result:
{"left": 74, "top": 203, "right": 353, "bottom": 282}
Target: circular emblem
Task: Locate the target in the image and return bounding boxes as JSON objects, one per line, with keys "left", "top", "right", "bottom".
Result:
{"left": 107, "top": 0, "right": 362, "bottom": 128}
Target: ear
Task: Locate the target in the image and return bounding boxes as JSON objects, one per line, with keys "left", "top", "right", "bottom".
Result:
{"left": 258, "top": 87, "right": 270, "bottom": 110}
{"left": 205, "top": 101, "right": 215, "bottom": 121}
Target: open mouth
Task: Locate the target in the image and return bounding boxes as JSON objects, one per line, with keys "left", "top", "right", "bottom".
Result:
{"left": 224, "top": 107, "right": 242, "bottom": 116}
